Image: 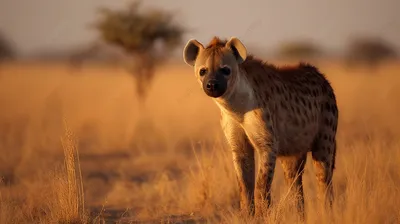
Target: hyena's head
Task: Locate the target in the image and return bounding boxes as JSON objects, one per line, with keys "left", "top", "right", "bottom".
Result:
{"left": 183, "top": 36, "right": 247, "bottom": 98}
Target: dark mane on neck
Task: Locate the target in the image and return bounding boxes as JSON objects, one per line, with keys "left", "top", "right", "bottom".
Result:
{"left": 241, "top": 54, "right": 277, "bottom": 71}
{"left": 241, "top": 54, "right": 322, "bottom": 84}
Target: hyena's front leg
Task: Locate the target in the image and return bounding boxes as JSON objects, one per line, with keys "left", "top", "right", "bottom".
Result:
{"left": 221, "top": 116, "right": 255, "bottom": 215}
{"left": 244, "top": 122, "right": 276, "bottom": 216}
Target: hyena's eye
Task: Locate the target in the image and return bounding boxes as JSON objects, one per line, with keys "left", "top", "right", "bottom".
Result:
{"left": 199, "top": 68, "right": 207, "bottom": 76}
{"left": 219, "top": 66, "right": 231, "bottom": 76}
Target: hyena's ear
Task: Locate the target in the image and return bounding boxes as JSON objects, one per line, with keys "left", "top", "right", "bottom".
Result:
{"left": 183, "top": 39, "right": 204, "bottom": 67}
{"left": 226, "top": 37, "right": 247, "bottom": 64}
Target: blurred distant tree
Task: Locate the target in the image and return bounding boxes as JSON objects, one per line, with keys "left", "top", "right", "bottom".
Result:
{"left": 68, "top": 41, "right": 124, "bottom": 69}
{"left": 92, "top": 1, "right": 185, "bottom": 103}
{"left": 0, "top": 31, "right": 15, "bottom": 61}
{"left": 68, "top": 43, "right": 101, "bottom": 68}
{"left": 345, "top": 37, "right": 397, "bottom": 69}
{"left": 277, "top": 41, "right": 322, "bottom": 59}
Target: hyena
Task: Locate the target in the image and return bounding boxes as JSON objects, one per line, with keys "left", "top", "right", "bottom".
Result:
{"left": 182, "top": 36, "right": 339, "bottom": 217}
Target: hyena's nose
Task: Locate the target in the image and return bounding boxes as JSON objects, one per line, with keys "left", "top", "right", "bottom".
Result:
{"left": 206, "top": 80, "right": 219, "bottom": 91}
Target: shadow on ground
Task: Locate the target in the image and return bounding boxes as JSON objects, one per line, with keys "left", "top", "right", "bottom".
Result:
{"left": 77, "top": 118, "right": 215, "bottom": 223}
{"left": 89, "top": 207, "right": 208, "bottom": 224}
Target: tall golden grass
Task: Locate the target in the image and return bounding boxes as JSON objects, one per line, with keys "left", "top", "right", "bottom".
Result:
{"left": 0, "top": 60, "right": 400, "bottom": 223}
{"left": 0, "top": 121, "right": 86, "bottom": 223}
{"left": 59, "top": 120, "right": 86, "bottom": 223}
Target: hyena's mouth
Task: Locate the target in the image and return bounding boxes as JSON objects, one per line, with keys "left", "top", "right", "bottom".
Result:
{"left": 203, "top": 79, "right": 227, "bottom": 98}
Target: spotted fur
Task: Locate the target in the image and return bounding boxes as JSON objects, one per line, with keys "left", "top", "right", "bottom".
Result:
{"left": 183, "top": 36, "right": 339, "bottom": 218}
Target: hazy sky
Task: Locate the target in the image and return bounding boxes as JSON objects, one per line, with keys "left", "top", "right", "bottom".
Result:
{"left": 0, "top": 0, "right": 399, "bottom": 55}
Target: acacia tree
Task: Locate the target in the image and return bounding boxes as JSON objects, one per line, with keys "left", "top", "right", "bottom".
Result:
{"left": 345, "top": 37, "right": 397, "bottom": 70}
{"left": 93, "top": 1, "right": 185, "bottom": 103}
{"left": 277, "top": 40, "right": 323, "bottom": 60}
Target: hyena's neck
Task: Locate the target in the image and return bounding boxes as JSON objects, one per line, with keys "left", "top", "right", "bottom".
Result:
{"left": 214, "top": 71, "right": 255, "bottom": 118}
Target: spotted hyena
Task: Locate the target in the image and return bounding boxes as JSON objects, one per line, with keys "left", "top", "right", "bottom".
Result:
{"left": 183, "top": 36, "right": 339, "bottom": 217}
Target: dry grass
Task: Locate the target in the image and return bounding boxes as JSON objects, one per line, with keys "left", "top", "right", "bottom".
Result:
{"left": 0, "top": 121, "right": 87, "bottom": 223}
{"left": 0, "top": 59, "right": 400, "bottom": 223}
{"left": 59, "top": 121, "right": 86, "bottom": 223}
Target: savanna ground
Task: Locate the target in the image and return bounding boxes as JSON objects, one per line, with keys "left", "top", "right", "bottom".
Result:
{"left": 0, "top": 59, "right": 400, "bottom": 224}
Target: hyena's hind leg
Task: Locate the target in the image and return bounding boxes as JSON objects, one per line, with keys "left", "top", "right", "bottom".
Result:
{"left": 280, "top": 153, "right": 307, "bottom": 220}
{"left": 311, "top": 133, "right": 336, "bottom": 207}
